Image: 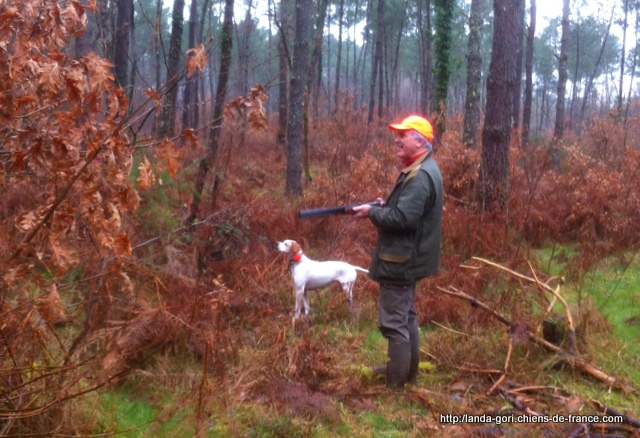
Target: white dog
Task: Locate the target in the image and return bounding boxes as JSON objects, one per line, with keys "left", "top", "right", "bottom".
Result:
{"left": 276, "top": 239, "right": 369, "bottom": 318}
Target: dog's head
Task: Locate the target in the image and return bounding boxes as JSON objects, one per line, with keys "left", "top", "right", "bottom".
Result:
{"left": 276, "top": 239, "right": 301, "bottom": 256}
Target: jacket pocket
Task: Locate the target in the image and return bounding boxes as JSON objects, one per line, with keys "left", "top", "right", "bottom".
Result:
{"left": 373, "top": 243, "right": 413, "bottom": 282}
{"left": 379, "top": 252, "right": 410, "bottom": 263}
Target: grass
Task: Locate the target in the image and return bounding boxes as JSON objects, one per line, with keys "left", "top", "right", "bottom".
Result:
{"left": 84, "top": 246, "right": 640, "bottom": 437}
{"left": 534, "top": 247, "right": 640, "bottom": 385}
{"left": 99, "top": 390, "right": 190, "bottom": 437}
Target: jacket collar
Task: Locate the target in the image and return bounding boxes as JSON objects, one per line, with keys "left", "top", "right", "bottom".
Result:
{"left": 401, "top": 151, "right": 431, "bottom": 174}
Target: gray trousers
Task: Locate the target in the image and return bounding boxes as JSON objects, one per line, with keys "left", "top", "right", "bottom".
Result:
{"left": 378, "top": 283, "right": 419, "bottom": 343}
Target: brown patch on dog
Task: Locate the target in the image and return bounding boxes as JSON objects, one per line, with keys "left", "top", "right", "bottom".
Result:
{"left": 289, "top": 240, "right": 301, "bottom": 256}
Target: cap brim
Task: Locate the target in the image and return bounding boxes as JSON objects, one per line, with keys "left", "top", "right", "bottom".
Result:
{"left": 388, "top": 123, "right": 411, "bottom": 131}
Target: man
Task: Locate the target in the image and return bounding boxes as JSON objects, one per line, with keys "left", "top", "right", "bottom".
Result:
{"left": 352, "top": 115, "right": 443, "bottom": 389}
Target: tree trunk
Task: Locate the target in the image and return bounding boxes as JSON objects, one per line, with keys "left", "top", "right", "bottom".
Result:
{"left": 579, "top": 7, "right": 614, "bottom": 127}
{"left": 368, "top": 0, "right": 384, "bottom": 124}
{"left": 334, "top": 0, "right": 345, "bottom": 114}
{"left": 568, "top": 10, "right": 581, "bottom": 132}
{"left": 462, "top": 0, "right": 485, "bottom": 149}
{"left": 185, "top": 0, "right": 234, "bottom": 224}
{"left": 552, "top": 0, "right": 570, "bottom": 154}
{"left": 307, "top": 0, "right": 329, "bottom": 119}
{"left": 276, "top": 0, "right": 291, "bottom": 148}
{"left": 432, "top": 0, "right": 454, "bottom": 143}
{"left": 160, "top": 0, "right": 185, "bottom": 139}
{"left": 377, "top": 20, "right": 384, "bottom": 120}
{"left": 418, "top": 0, "right": 432, "bottom": 116}
{"left": 285, "top": 0, "right": 312, "bottom": 197}
{"left": 303, "top": 0, "right": 328, "bottom": 179}
{"left": 390, "top": 6, "right": 405, "bottom": 115}
{"left": 617, "top": 0, "right": 629, "bottom": 114}
{"left": 479, "top": 0, "right": 521, "bottom": 211}
{"left": 521, "top": 0, "right": 536, "bottom": 147}
{"left": 182, "top": 0, "right": 200, "bottom": 131}
{"left": 75, "top": 0, "right": 92, "bottom": 58}
{"left": 624, "top": 6, "right": 638, "bottom": 127}
{"left": 199, "top": 0, "right": 212, "bottom": 122}
{"left": 114, "top": 0, "right": 133, "bottom": 90}
{"left": 236, "top": 5, "right": 254, "bottom": 148}
{"left": 511, "top": 0, "right": 525, "bottom": 129}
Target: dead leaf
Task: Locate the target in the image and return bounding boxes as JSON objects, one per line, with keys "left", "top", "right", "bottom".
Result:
{"left": 36, "top": 284, "right": 67, "bottom": 325}
{"left": 113, "top": 232, "right": 132, "bottom": 258}
{"left": 186, "top": 44, "right": 207, "bottom": 78}
{"left": 183, "top": 128, "right": 199, "bottom": 149}
{"left": 157, "top": 139, "right": 180, "bottom": 178}
{"left": 137, "top": 156, "right": 155, "bottom": 190}
{"left": 15, "top": 211, "right": 38, "bottom": 232}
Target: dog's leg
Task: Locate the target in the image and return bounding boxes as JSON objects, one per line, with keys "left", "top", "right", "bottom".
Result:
{"left": 343, "top": 282, "right": 354, "bottom": 310}
{"left": 303, "top": 290, "right": 310, "bottom": 315}
{"left": 295, "top": 288, "right": 305, "bottom": 319}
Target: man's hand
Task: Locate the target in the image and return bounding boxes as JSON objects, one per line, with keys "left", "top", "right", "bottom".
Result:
{"left": 352, "top": 198, "right": 385, "bottom": 219}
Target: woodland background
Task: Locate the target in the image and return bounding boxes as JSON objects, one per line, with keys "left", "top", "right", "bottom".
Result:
{"left": 1, "top": 0, "right": 640, "bottom": 436}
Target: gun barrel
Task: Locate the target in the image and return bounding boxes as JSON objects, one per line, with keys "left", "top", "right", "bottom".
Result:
{"left": 298, "top": 205, "right": 347, "bottom": 219}
{"left": 298, "top": 201, "right": 382, "bottom": 219}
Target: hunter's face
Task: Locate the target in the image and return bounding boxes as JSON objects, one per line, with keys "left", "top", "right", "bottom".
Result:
{"left": 394, "top": 130, "right": 423, "bottom": 162}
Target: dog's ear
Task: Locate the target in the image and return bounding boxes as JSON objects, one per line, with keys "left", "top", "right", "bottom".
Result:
{"left": 290, "top": 241, "right": 301, "bottom": 255}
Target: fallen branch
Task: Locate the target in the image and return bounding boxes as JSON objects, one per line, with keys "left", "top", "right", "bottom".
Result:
{"left": 470, "top": 257, "right": 577, "bottom": 353}
{"left": 591, "top": 399, "right": 640, "bottom": 429}
{"left": 568, "top": 422, "right": 638, "bottom": 437}
{"left": 487, "top": 335, "right": 512, "bottom": 395}
{"left": 498, "top": 388, "right": 541, "bottom": 417}
{"left": 437, "top": 286, "right": 635, "bottom": 393}
{"left": 454, "top": 365, "right": 503, "bottom": 375}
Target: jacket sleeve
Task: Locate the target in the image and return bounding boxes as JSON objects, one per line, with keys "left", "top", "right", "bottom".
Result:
{"left": 368, "top": 170, "right": 433, "bottom": 232}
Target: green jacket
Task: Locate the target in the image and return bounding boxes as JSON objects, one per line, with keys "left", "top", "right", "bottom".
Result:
{"left": 367, "top": 152, "right": 443, "bottom": 285}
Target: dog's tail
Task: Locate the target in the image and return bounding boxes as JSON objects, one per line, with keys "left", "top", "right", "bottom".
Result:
{"left": 354, "top": 266, "right": 369, "bottom": 274}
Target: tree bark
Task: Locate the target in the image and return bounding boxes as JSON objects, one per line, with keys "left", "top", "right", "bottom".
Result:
{"left": 182, "top": 0, "right": 200, "bottom": 131}
{"left": 568, "top": 11, "right": 581, "bottom": 132}
{"left": 185, "top": 0, "right": 234, "bottom": 224}
{"left": 617, "top": 0, "right": 629, "bottom": 114}
{"left": 552, "top": 0, "right": 570, "bottom": 156}
{"left": 521, "top": 0, "right": 535, "bottom": 148}
{"left": 307, "top": 0, "right": 329, "bottom": 118}
{"left": 579, "top": 8, "right": 614, "bottom": 127}
{"left": 303, "top": 0, "right": 328, "bottom": 180}
{"left": 368, "top": 0, "right": 384, "bottom": 124}
{"left": 624, "top": 6, "right": 638, "bottom": 127}
{"left": 418, "top": 0, "right": 432, "bottom": 116}
{"left": 285, "top": 0, "right": 312, "bottom": 197}
{"left": 276, "top": 0, "right": 292, "bottom": 148}
{"left": 378, "top": 20, "right": 384, "bottom": 120}
{"left": 236, "top": 4, "right": 255, "bottom": 148}
{"left": 511, "top": 0, "right": 525, "bottom": 129}
{"left": 432, "top": 0, "right": 455, "bottom": 142}
{"left": 75, "top": 0, "right": 93, "bottom": 58}
{"left": 390, "top": 5, "right": 406, "bottom": 115}
{"left": 462, "top": 0, "right": 485, "bottom": 149}
{"left": 114, "top": 0, "right": 133, "bottom": 90}
{"left": 160, "top": 0, "right": 185, "bottom": 139}
{"left": 334, "top": 0, "right": 345, "bottom": 114}
{"left": 479, "top": 0, "right": 521, "bottom": 211}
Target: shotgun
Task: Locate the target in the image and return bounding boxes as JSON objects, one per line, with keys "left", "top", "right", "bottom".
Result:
{"left": 299, "top": 201, "right": 383, "bottom": 219}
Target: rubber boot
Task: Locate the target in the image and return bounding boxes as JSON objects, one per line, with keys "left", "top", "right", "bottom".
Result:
{"left": 386, "top": 341, "right": 411, "bottom": 389}
{"left": 406, "top": 329, "right": 420, "bottom": 385}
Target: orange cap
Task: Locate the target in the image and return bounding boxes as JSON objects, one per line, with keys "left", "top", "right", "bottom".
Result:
{"left": 388, "top": 115, "right": 434, "bottom": 142}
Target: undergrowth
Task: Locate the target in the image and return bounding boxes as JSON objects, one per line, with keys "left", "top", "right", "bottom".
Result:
{"left": 2, "top": 9, "right": 640, "bottom": 434}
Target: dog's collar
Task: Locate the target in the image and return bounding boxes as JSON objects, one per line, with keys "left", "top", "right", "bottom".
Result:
{"left": 291, "top": 253, "right": 302, "bottom": 263}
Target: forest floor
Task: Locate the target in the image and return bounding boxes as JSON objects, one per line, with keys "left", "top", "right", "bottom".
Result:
{"left": 5, "top": 112, "right": 640, "bottom": 437}
{"left": 93, "top": 251, "right": 640, "bottom": 437}
{"left": 81, "top": 118, "right": 640, "bottom": 437}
